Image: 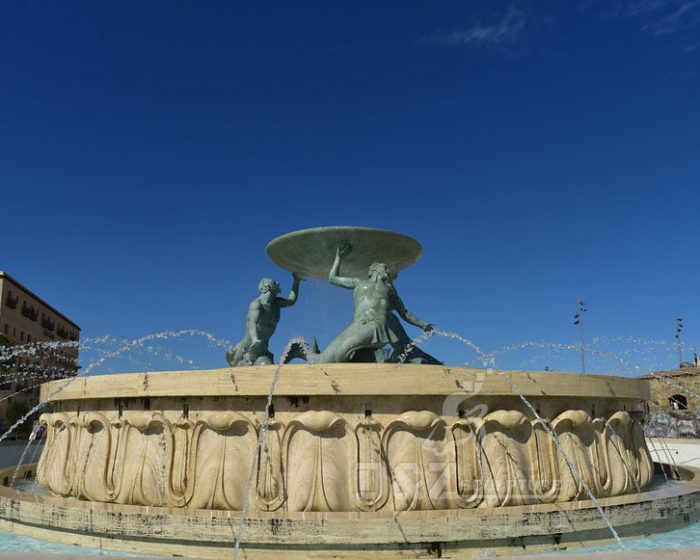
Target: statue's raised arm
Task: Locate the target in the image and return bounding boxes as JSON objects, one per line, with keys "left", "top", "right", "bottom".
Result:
{"left": 277, "top": 272, "right": 302, "bottom": 308}
{"left": 226, "top": 276, "right": 299, "bottom": 367}
{"left": 328, "top": 244, "right": 357, "bottom": 289}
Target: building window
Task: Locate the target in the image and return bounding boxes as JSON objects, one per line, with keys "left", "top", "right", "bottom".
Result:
{"left": 5, "top": 291, "right": 18, "bottom": 309}
{"left": 21, "top": 302, "right": 38, "bottom": 321}
{"left": 669, "top": 394, "right": 688, "bottom": 410}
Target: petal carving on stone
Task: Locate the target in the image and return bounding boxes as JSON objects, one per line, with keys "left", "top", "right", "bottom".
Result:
{"left": 37, "top": 413, "right": 73, "bottom": 496}
{"left": 186, "top": 412, "right": 257, "bottom": 510}
{"left": 383, "top": 412, "right": 454, "bottom": 511}
{"left": 284, "top": 414, "right": 355, "bottom": 512}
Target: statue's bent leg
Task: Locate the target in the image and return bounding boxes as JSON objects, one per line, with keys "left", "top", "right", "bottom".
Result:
{"left": 317, "top": 322, "right": 378, "bottom": 363}
{"left": 226, "top": 349, "right": 236, "bottom": 366}
{"left": 254, "top": 352, "right": 274, "bottom": 366}
{"left": 227, "top": 341, "right": 248, "bottom": 367}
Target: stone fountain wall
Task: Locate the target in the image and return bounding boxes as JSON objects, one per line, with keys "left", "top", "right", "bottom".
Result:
{"left": 36, "top": 365, "right": 653, "bottom": 513}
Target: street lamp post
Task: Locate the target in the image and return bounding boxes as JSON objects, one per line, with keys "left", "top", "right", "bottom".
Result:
{"left": 574, "top": 300, "right": 587, "bottom": 374}
{"left": 675, "top": 317, "right": 683, "bottom": 368}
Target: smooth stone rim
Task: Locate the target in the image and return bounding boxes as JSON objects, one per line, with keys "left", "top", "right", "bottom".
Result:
{"left": 39, "top": 365, "right": 651, "bottom": 401}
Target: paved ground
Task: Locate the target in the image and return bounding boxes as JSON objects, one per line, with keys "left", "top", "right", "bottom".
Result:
{"left": 2, "top": 549, "right": 700, "bottom": 560}
{"left": 0, "top": 555, "right": 157, "bottom": 560}
{"left": 492, "top": 549, "right": 700, "bottom": 559}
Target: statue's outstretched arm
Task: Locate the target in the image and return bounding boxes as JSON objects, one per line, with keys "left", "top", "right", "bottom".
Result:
{"left": 328, "top": 244, "right": 356, "bottom": 289}
{"left": 278, "top": 273, "right": 302, "bottom": 308}
{"left": 392, "top": 290, "right": 433, "bottom": 332}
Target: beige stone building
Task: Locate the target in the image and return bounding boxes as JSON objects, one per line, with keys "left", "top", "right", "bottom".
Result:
{"left": 0, "top": 271, "right": 80, "bottom": 432}
{"left": 642, "top": 365, "right": 700, "bottom": 416}
{"left": 640, "top": 364, "right": 700, "bottom": 439}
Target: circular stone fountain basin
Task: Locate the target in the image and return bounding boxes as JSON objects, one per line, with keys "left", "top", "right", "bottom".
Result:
{"left": 1, "top": 365, "right": 696, "bottom": 558}
{"left": 36, "top": 365, "right": 652, "bottom": 512}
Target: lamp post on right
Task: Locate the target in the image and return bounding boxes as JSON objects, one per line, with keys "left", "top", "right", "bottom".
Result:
{"left": 675, "top": 317, "right": 684, "bottom": 368}
{"left": 574, "top": 299, "right": 587, "bottom": 373}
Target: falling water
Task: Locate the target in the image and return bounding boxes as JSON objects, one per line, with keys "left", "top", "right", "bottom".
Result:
{"left": 646, "top": 437, "right": 672, "bottom": 485}
{"left": 77, "top": 329, "right": 232, "bottom": 374}
{"left": 395, "top": 328, "right": 436, "bottom": 365}
{"left": 3, "top": 322, "right": 698, "bottom": 553}
{"left": 396, "top": 329, "right": 626, "bottom": 547}
{"left": 0, "top": 329, "right": 235, "bottom": 475}
{"left": 487, "top": 338, "right": 700, "bottom": 439}
{"left": 0, "top": 384, "right": 44, "bottom": 405}
{"left": 10, "top": 423, "right": 41, "bottom": 487}
{"left": 232, "top": 337, "right": 303, "bottom": 560}
{"left": 26, "top": 427, "right": 46, "bottom": 469}
{"left": 496, "top": 368, "right": 623, "bottom": 547}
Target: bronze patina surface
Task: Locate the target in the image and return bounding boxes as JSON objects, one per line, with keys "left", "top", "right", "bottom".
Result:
{"left": 226, "top": 273, "right": 302, "bottom": 366}
{"left": 266, "top": 226, "right": 422, "bottom": 280}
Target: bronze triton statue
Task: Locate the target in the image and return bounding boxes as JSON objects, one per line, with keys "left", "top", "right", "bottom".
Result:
{"left": 226, "top": 273, "right": 302, "bottom": 366}
{"left": 296, "top": 243, "right": 439, "bottom": 364}
{"left": 227, "top": 226, "right": 441, "bottom": 366}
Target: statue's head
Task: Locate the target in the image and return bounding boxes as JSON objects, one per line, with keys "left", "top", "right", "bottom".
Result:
{"left": 258, "top": 278, "right": 281, "bottom": 295}
{"left": 368, "top": 262, "right": 391, "bottom": 283}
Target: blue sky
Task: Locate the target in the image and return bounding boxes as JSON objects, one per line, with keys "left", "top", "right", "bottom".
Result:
{"left": 1, "top": 1, "right": 698, "bottom": 374}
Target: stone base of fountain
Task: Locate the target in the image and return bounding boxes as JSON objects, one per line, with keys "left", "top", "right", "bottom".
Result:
{"left": 1, "top": 462, "right": 699, "bottom": 558}
{"left": 0, "top": 365, "right": 695, "bottom": 558}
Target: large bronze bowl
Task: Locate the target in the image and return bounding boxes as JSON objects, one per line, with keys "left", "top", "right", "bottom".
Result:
{"left": 266, "top": 226, "right": 422, "bottom": 279}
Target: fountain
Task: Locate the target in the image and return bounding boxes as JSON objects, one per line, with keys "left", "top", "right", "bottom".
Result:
{"left": 0, "top": 226, "right": 699, "bottom": 559}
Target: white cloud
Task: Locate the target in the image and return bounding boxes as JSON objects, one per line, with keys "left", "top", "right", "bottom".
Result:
{"left": 643, "top": 0, "right": 700, "bottom": 35}
{"left": 425, "top": 5, "right": 528, "bottom": 46}
{"left": 620, "top": 0, "right": 670, "bottom": 18}
{"left": 597, "top": 0, "right": 700, "bottom": 35}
